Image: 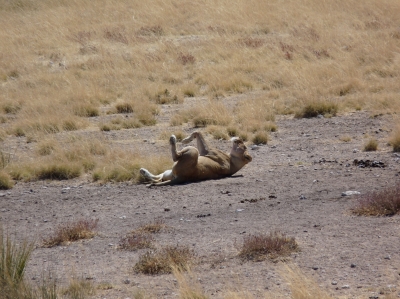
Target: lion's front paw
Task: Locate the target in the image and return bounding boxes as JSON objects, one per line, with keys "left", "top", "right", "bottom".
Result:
{"left": 169, "top": 135, "right": 177, "bottom": 145}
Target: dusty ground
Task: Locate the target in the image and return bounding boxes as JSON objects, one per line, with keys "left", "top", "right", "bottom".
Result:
{"left": 1, "top": 102, "right": 400, "bottom": 298}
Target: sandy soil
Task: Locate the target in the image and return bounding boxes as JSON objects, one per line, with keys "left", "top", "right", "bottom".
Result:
{"left": 1, "top": 108, "right": 400, "bottom": 299}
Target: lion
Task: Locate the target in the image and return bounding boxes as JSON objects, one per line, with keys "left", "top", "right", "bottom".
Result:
{"left": 140, "top": 131, "right": 252, "bottom": 187}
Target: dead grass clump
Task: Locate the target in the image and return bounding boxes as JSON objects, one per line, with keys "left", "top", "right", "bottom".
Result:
{"left": 43, "top": 218, "right": 99, "bottom": 247}
{"left": 239, "top": 37, "right": 264, "bottom": 48}
{"left": 352, "top": 184, "right": 400, "bottom": 216}
{"left": 134, "top": 245, "right": 195, "bottom": 275}
{"left": 73, "top": 103, "right": 99, "bottom": 117}
{"left": 36, "top": 140, "right": 57, "bottom": 156}
{"left": 206, "top": 126, "right": 229, "bottom": 140}
{"left": 137, "top": 25, "right": 164, "bottom": 36}
{"left": 173, "top": 267, "right": 208, "bottom": 299}
{"left": 238, "top": 231, "right": 298, "bottom": 261}
{"left": 62, "top": 277, "right": 95, "bottom": 299}
{"left": 281, "top": 265, "right": 335, "bottom": 299}
{"left": 138, "top": 219, "right": 166, "bottom": 234}
{"left": 0, "top": 171, "right": 14, "bottom": 190}
{"left": 103, "top": 26, "right": 128, "bottom": 44}
{"left": 36, "top": 163, "right": 82, "bottom": 180}
{"left": 364, "top": 138, "right": 378, "bottom": 151}
{"left": 389, "top": 125, "right": 400, "bottom": 152}
{"left": 252, "top": 132, "right": 268, "bottom": 145}
{"left": 118, "top": 231, "right": 154, "bottom": 251}
{"left": 295, "top": 100, "right": 338, "bottom": 118}
{"left": 115, "top": 102, "right": 134, "bottom": 114}
{"left": 152, "top": 89, "right": 181, "bottom": 105}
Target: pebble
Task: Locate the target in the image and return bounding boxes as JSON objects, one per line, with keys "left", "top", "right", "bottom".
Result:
{"left": 341, "top": 191, "right": 360, "bottom": 196}
{"left": 350, "top": 263, "right": 356, "bottom": 268}
{"left": 331, "top": 281, "right": 338, "bottom": 285}
{"left": 342, "top": 285, "right": 350, "bottom": 289}
{"left": 312, "top": 266, "right": 319, "bottom": 270}
{"left": 299, "top": 195, "right": 307, "bottom": 200}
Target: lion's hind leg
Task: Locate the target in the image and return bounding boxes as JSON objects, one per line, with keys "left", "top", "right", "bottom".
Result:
{"left": 140, "top": 168, "right": 173, "bottom": 183}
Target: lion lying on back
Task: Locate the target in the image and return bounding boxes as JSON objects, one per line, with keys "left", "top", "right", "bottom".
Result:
{"left": 140, "top": 131, "right": 252, "bottom": 187}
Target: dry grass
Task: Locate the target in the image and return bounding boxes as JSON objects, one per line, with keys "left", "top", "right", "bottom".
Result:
{"left": 389, "top": 124, "right": 400, "bottom": 152}
{"left": 0, "top": 0, "right": 399, "bottom": 184}
{"left": 363, "top": 138, "right": 378, "bottom": 151}
{"left": 0, "top": 171, "right": 13, "bottom": 190}
{"left": 352, "top": 183, "right": 400, "bottom": 216}
{"left": 134, "top": 245, "right": 195, "bottom": 275}
{"left": 238, "top": 231, "right": 299, "bottom": 261}
{"left": 43, "top": 218, "right": 99, "bottom": 247}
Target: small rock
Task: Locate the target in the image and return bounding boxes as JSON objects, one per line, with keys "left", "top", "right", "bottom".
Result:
{"left": 123, "top": 279, "right": 130, "bottom": 284}
{"left": 353, "top": 149, "right": 359, "bottom": 153}
{"left": 0, "top": 193, "right": 6, "bottom": 197}
{"left": 250, "top": 145, "right": 259, "bottom": 150}
{"left": 384, "top": 255, "right": 391, "bottom": 260}
{"left": 369, "top": 296, "right": 379, "bottom": 299}
{"left": 331, "top": 281, "right": 338, "bottom": 285}
{"left": 312, "top": 266, "right": 319, "bottom": 270}
{"left": 299, "top": 195, "right": 307, "bottom": 200}
{"left": 164, "top": 208, "right": 170, "bottom": 212}
{"left": 342, "top": 191, "right": 360, "bottom": 196}
{"left": 342, "top": 285, "right": 350, "bottom": 289}
{"left": 351, "top": 263, "right": 356, "bottom": 268}
{"left": 236, "top": 209, "right": 244, "bottom": 212}
{"left": 119, "top": 215, "right": 126, "bottom": 219}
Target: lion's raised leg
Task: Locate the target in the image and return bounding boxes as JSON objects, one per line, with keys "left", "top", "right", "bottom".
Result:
{"left": 181, "top": 131, "right": 209, "bottom": 156}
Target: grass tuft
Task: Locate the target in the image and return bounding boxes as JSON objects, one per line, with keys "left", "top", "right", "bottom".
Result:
{"left": 252, "top": 132, "right": 268, "bottom": 145}
{"left": 118, "top": 231, "right": 154, "bottom": 251}
{"left": 37, "top": 163, "right": 82, "bottom": 180}
{"left": 0, "top": 171, "right": 14, "bottom": 190}
{"left": 238, "top": 231, "right": 298, "bottom": 261}
{"left": 352, "top": 184, "right": 400, "bottom": 216}
{"left": 389, "top": 125, "right": 400, "bottom": 152}
{"left": 134, "top": 245, "right": 195, "bottom": 275}
{"left": 43, "top": 218, "right": 99, "bottom": 247}
{"left": 295, "top": 100, "right": 338, "bottom": 118}
{"left": 363, "top": 138, "right": 378, "bottom": 151}
{"left": 62, "top": 277, "right": 95, "bottom": 299}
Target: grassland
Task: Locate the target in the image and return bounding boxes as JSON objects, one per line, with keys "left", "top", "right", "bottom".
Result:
{"left": 1, "top": 0, "right": 400, "bottom": 184}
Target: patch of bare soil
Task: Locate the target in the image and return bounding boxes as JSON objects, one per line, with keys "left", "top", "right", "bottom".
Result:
{"left": 1, "top": 110, "right": 400, "bottom": 299}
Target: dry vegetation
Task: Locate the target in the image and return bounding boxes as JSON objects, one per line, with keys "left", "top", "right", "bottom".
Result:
{"left": 1, "top": 0, "right": 400, "bottom": 184}
{"left": 42, "top": 218, "right": 99, "bottom": 247}
{"left": 352, "top": 183, "right": 400, "bottom": 216}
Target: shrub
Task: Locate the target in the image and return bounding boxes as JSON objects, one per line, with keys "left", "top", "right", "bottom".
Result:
{"left": 0, "top": 171, "right": 14, "bottom": 189}
{"left": 252, "top": 132, "right": 268, "bottom": 145}
{"left": 295, "top": 100, "right": 338, "bottom": 118}
{"left": 43, "top": 218, "right": 99, "bottom": 247}
{"left": 134, "top": 245, "right": 195, "bottom": 275}
{"left": 73, "top": 104, "right": 99, "bottom": 117}
{"left": 62, "top": 277, "right": 95, "bottom": 299}
{"left": 238, "top": 231, "right": 299, "bottom": 261}
{"left": 363, "top": 138, "right": 378, "bottom": 151}
{"left": 352, "top": 184, "right": 400, "bottom": 216}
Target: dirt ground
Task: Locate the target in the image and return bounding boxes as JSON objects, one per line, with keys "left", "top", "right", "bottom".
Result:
{"left": 1, "top": 103, "right": 400, "bottom": 298}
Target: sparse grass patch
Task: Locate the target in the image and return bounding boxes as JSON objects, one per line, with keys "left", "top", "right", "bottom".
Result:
{"left": 118, "top": 231, "right": 154, "bottom": 251}
{"left": 36, "top": 140, "right": 57, "bottom": 156}
{"left": 238, "top": 231, "right": 299, "bottom": 261}
{"left": 134, "top": 245, "right": 195, "bottom": 275}
{"left": 206, "top": 126, "right": 229, "bottom": 140}
{"left": 62, "top": 277, "right": 95, "bottom": 299}
{"left": 352, "top": 184, "right": 400, "bottom": 216}
{"left": 364, "top": 138, "right": 378, "bottom": 151}
{"left": 152, "top": 89, "right": 181, "bottom": 105}
{"left": 295, "top": 100, "right": 338, "bottom": 118}
{"left": 252, "top": 132, "right": 268, "bottom": 145}
{"left": 43, "top": 218, "right": 99, "bottom": 247}
{"left": 0, "top": 171, "right": 14, "bottom": 189}
{"left": 137, "top": 219, "right": 166, "bottom": 234}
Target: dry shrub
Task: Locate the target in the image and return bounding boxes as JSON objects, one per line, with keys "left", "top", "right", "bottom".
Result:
{"left": 173, "top": 267, "right": 208, "bottom": 299}
{"left": 43, "top": 218, "right": 99, "bottom": 247}
{"left": 73, "top": 103, "right": 99, "bottom": 117}
{"left": 363, "top": 138, "right": 378, "bottom": 151}
{"left": 36, "top": 140, "right": 57, "bottom": 156}
{"left": 137, "top": 25, "right": 164, "bottom": 36}
{"left": 352, "top": 184, "right": 400, "bottom": 216}
{"left": 238, "top": 231, "right": 299, "bottom": 261}
{"left": 138, "top": 219, "right": 166, "bottom": 234}
{"left": 295, "top": 100, "right": 338, "bottom": 118}
{"left": 206, "top": 126, "right": 229, "bottom": 140}
{"left": 152, "top": 89, "right": 181, "bottom": 105}
{"left": 134, "top": 245, "right": 195, "bottom": 275}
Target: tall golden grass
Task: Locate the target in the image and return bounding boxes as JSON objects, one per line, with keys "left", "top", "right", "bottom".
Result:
{"left": 1, "top": 0, "right": 400, "bottom": 183}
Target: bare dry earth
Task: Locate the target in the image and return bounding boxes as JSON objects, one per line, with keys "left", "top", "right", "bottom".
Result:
{"left": 1, "top": 101, "right": 400, "bottom": 299}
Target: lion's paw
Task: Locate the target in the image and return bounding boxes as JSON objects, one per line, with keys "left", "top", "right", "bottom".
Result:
{"left": 169, "top": 135, "right": 177, "bottom": 145}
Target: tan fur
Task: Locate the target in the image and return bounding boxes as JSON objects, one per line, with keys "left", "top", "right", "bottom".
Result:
{"left": 140, "top": 131, "right": 252, "bottom": 187}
